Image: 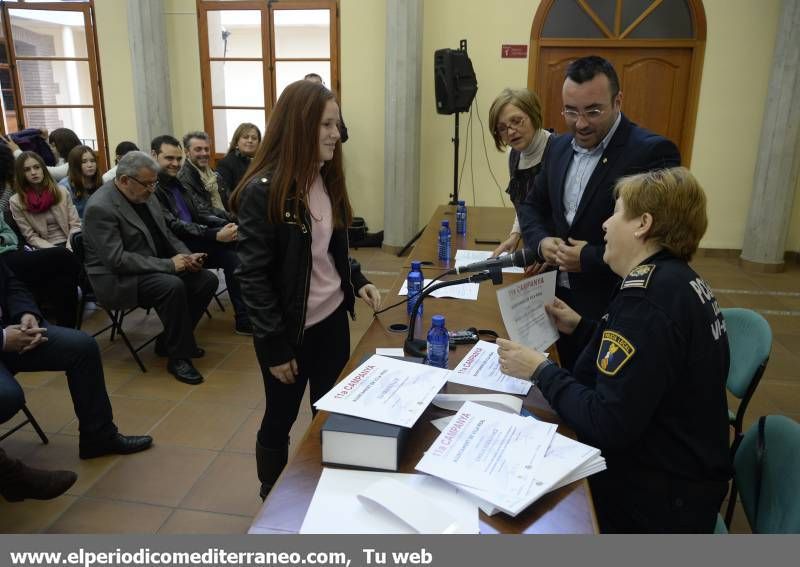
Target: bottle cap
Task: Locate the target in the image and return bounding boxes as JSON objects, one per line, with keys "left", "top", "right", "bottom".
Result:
{"left": 411, "top": 260, "right": 422, "bottom": 271}
{"left": 432, "top": 314, "right": 445, "bottom": 327}
{"left": 458, "top": 200, "right": 465, "bottom": 206}
{"left": 441, "top": 220, "right": 449, "bottom": 227}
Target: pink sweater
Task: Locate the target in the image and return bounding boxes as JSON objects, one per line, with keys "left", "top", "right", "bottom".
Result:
{"left": 304, "top": 174, "right": 344, "bottom": 328}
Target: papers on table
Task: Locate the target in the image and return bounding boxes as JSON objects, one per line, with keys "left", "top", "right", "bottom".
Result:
{"left": 448, "top": 340, "right": 533, "bottom": 395}
{"left": 375, "top": 347, "right": 405, "bottom": 357}
{"left": 398, "top": 278, "right": 479, "bottom": 301}
{"left": 313, "top": 355, "right": 449, "bottom": 428}
{"left": 300, "top": 468, "right": 480, "bottom": 534}
{"left": 497, "top": 271, "right": 559, "bottom": 351}
{"left": 432, "top": 393, "right": 523, "bottom": 415}
{"left": 455, "top": 249, "right": 525, "bottom": 274}
{"left": 419, "top": 401, "right": 605, "bottom": 517}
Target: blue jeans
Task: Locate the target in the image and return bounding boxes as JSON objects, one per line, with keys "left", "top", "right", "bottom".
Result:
{"left": 0, "top": 323, "right": 116, "bottom": 441}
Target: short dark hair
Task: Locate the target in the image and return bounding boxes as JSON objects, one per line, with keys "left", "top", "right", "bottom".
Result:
{"left": 150, "top": 134, "right": 181, "bottom": 154}
{"left": 565, "top": 56, "right": 620, "bottom": 99}
{"left": 182, "top": 131, "right": 209, "bottom": 149}
{"left": 304, "top": 73, "right": 323, "bottom": 82}
{"left": 115, "top": 141, "right": 139, "bottom": 157}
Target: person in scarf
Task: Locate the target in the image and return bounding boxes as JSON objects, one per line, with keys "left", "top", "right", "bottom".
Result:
{"left": 487, "top": 88, "right": 551, "bottom": 257}
{"left": 9, "top": 152, "right": 82, "bottom": 252}
{"left": 177, "top": 131, "right": 236, "bottom": 222}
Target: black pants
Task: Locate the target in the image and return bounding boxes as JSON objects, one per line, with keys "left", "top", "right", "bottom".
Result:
{"left": 2, "top": 248, "right": 80, "bottom": 328}
{"left": 0, "top": 323, "right": 116, "bottom": 441}
{"left": 182, "top": 237, "right": 248, "bottom": 323}
{"left": 256, "top": 303, "right": 350, "bottom": 449}
{"left": 590, "top": 468, "right": 727, "bottom": 533}
{"left": 137, "top": 269, "right": 218, "bottom": 359}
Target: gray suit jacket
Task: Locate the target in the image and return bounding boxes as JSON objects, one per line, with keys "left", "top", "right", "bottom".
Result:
{"left": 83, "top": 180, "right": 190, "bottom": 309}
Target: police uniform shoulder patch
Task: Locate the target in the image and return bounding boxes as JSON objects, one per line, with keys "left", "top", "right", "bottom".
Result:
{"left": 596, "top": 331, "right": 636, "bottom": 376}
{"left": 621, "top": 264, "right": 656, "bottom": 290}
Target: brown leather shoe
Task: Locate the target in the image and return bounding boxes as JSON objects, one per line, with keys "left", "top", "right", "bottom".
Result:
{"left": 0, "top": 462, "right": 77, "bottom": 502}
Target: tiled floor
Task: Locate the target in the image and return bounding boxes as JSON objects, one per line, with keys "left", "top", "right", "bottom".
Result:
{"left": 0, "top": 247, "right": 797, "bottom": 533}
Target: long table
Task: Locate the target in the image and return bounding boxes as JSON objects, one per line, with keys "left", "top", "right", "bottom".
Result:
{"left": 249, "top": 206, "right": 598, "bottom": 534}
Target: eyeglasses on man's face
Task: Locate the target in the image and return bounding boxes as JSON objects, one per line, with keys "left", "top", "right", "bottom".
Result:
{"left": 127, "top": 175, "right": 157, "bottom": 189}
{"left": 561, "top": 107, "right": 608, "bottom": 122}
{"left": 495, "top": 115, "right": 527, "bottom": 136}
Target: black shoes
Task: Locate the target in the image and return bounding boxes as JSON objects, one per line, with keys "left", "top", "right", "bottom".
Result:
{"left": 234, "top": 318, "right": 253, "bottom": 336}
{"left": 154, "top": 339, "right": 205, "bottom": 358}
{"left": 79, "top": 433, "right": 153, "bottom": 460}
{"left": 167, "top": 358, "right": 204, "bottom": 385}
{"left": 0, "top": 463, "right": 77, "bottom": 502}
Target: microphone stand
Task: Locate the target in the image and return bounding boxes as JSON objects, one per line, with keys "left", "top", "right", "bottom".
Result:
{"left": 404, "top": 268, "right": 503, "bottom": 358}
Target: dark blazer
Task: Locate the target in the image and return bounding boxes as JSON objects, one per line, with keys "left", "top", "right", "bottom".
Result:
{"left": 82, "top": 181, "right": 191, "bottom": 309}
{"left": 518, "top": 114, "right": 680, "bottom": 320}
{"left": 0, "top": 257, "right": 41, "bottom": 350}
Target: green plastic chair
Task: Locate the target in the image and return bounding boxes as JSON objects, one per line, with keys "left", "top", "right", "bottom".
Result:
{"left": 720, "top": 415, "right": 800, "bottom": 534}
{"left": 722, "top": 308, "right": 772, "bottom": 446}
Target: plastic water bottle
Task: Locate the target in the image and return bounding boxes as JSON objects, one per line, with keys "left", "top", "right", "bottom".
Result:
{"left": 456, "top": 200, "right": 467, "bottom": 236}
{"left": 426, "top": 314, "right": 449, "bottom": 368}
{"left": 406, "top": 261, "right": 424, "bottom": 318}
{"left": 438, "top": 220, "right": 451, "bottom": 263}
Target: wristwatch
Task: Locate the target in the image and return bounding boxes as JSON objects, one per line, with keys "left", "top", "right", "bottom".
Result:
{"left": 530, "top": 358, "right": 555, "bottom": 387}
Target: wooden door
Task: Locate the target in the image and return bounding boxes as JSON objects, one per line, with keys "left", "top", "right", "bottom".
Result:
{"left": 528, "top": 0, "right": 707, "bottom": 165}
{"left": 535, "top": 47, "right": 692, "bottom": 157}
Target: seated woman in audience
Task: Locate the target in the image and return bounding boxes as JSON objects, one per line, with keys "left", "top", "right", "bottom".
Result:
{"left": 2, "top": 129, "right": 74, "bottom": 181}
{"left": 216, "top": 122, "right": 261, "bottom": 205}
{"left": 0, "top": 145, "right": 79, "bottom": 327}
{"left": 487, "top": 88, "right": 551, "bottom": 257}
{"left": 59, "top": 145, "right": 103, "bottom": 218}
{"left": 10, "top": 152, "right": 82, "bottom": 251}
{"left": 497, "top": 167, "right": 731, "bottom": 533}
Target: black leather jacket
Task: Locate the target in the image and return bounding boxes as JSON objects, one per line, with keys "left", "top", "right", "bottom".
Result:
{"left": 235, "top": 172, "right": 369, "bottom": 367}
{"left": 154, "top": 173, "right": 227, "bottom": 241}
{"left": 177, "top": 161, "right": 236, "bottom": 222}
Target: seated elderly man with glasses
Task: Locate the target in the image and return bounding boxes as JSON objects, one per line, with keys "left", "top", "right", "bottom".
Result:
{"left": 82, "top": 152, "right": 218, "bottom": 385}
{"left": 517, "top": 55, "right": 680, "bottom": 370}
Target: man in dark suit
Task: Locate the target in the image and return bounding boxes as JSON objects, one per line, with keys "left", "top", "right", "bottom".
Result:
{"left": 82, "top": 152, "right": 218, "bottom": 385}
{"left": 519, "top": 56, "right": 680, "bottom": 367}
{"left": 0, "top": 257, "right": 152, "bottom": 501}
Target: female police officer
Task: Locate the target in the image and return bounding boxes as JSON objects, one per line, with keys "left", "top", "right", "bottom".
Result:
{"left": 497, "top": 167, "right": 731, "bottom": 533}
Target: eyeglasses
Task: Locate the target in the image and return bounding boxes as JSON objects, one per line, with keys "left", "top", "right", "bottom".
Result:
{"left": 561, "top": 108, "right": 608, "bottom": 122}
{"left": 495, "top": 115, "right": 527, "bottom": 135}
{"left": 127, "top": 175, "right": 157, "bottom": 189}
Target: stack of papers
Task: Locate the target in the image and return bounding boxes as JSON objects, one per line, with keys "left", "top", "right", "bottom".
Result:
{"left": 300, "top": 468, "right": 480, "bottom": 534}
{"left": 419, "top": 401, "right": 605, "bottom": 517}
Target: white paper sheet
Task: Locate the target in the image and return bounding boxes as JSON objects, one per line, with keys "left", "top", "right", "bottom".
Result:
{"left": 313, "top": 355, "right": 449, "bottom": 427}
{"left": 375, "top": 347, "right": 406, "bottom": 357}
{"left": 496, "top": 271, "right": 559, "bottom": 351}
{"left": 454, "top": 249, "right": 524, "bottom": 274}
{"left": 300, "top": 468, "right": 479, "bottom": 534}
{"left": 416, "top": 402, "right": 557, "bottom": 497}
{"left": 399, "top": 278, "right": 479, "bottom": 301}
{"left": 448, "top": 340, "right": 532, "bottom": 395}
{"left": 432, "top": 393, "right": 523, "bottom": 415}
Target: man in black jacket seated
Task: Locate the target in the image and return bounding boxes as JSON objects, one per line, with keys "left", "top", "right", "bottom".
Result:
{"left": 151, "top": 135, "right": 252, "bottom": 335}
{"left": 0, "top": 258, "right": 152, "bottom": 471}
{"left": 177, "top": 131, "right": 235, "bottom": 220}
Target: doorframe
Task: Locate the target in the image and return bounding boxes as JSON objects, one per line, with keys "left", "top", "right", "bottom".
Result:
{"left": 528, "top": 0, "right": 706, "bottom": 166}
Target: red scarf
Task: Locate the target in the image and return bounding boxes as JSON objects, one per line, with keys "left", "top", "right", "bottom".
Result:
{"left": 25, "top": 187, "right": 55, "bottom": 214}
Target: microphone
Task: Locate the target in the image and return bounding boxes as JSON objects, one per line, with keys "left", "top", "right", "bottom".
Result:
{"left": 454, "top": 248, "right": 536, "bottom": 274}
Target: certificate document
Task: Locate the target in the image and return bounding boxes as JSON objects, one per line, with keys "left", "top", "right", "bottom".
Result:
{"left": 313, "top": 355, "right": 449, "bottom": 427}
{"left": 496, "top": 271, "right": 559, "bottom": 351}
{"left": 416, "top": 402, "right": 557, "bottom": 499}
{"left": 448, "top": 340, "right": 532, "bottom": 396}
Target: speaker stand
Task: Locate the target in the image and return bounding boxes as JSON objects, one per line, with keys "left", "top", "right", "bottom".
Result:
{"left": 449, "top": 111, "right": 460, "bottom": 205}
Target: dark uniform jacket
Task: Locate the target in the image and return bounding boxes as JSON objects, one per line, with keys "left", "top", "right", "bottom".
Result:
{"left": 518, "top": 115, "right": 680, "bottom": 321}
{"left": 537, "top": 250, "right": 731, "bottom": 533}
{"left": 235, "top": 172, "right": 370, "bottom": 368}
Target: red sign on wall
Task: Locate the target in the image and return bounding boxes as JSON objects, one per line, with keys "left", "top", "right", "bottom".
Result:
{"left": 501, "top": 44, "right": 528, "bottom": 59}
